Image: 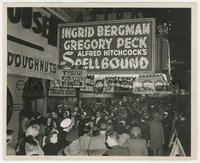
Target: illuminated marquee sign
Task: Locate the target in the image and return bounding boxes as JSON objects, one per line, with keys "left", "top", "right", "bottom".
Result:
{"left": 58, "top": 18, "right": 155, "bottom": 74}
{"left": 133, "top": 74, "right": 167, "bottom": 94}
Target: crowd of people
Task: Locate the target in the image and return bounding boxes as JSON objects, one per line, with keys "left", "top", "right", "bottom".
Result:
{"left": 7, "top": 95, "right": 191, "bottom": 156}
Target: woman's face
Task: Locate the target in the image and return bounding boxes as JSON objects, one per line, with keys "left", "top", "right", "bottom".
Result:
{"left": 50, "top": 134, "right": 58, "bottom": 144}
{"left": 51, "top": 112, "right": 57, "bottom": 119}
{"left": 47, "top": 117, "right": 52, "bottom": 124}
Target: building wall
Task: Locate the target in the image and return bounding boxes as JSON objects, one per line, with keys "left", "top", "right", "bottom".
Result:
{"left": 7, "top": 8, "right": 58, "bottom": 79}
{"left": 7, "top": 75, "right": 28, "bottom": 147}
{"left": 7, "top": 8, "right": 60, "bottom": 147}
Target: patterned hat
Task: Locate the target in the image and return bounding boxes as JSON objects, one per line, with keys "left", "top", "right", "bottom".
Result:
{"left": 130, "top": 127, "right": 141, "bottom": 137}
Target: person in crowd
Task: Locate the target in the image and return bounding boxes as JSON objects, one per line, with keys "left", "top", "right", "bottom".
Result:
{"left": 18, "top": 109, "right": 34, "bottom": 140}
{"left": 79, "top": 127, "right": 92, "bottom": 155}
{"left": 29, "top": 116, "right": 47, "bottom": 147}
{"left": 103, "top": 130, "right": 130, "bottom": 156}
{"left": 51, "top": 120, "right": 61, "bottom": 133}
{"left": 88, "top": 122, "right": 108, "bottom": 156}
{"left": 51, "top": 111, "right": 61, "bottom": 129}
{"left": 63, "top": 138, "right": 87, "bottom": 156}
{"left": 115, "top": 107, "right": 128, "bottom": 124}
{"left": 148, "top": 112, "right": 165, "bottom": 156}
{"left": 103, "top": 113, "right": 110, "bottom": 122}
{"left": 45, "top": 117, "right": 53, "bottom": 136}
{"left": 16, "top": 124, "right": 40, "bottom": 155}
{"left": 78, "top": 117, "right": 92, "bottom": 137}
{"left": 84, "top": 105, "right": 95, "bottom": 118}
{"left": 115, "top": 122, "right": 130, "bottom": 146}
{"left": 73, "top": 106, "right": 81, "bottom": 115}
{"left": 162, "top": 111, "right": 172, "bottom": 149}
{"left": 63, "top": 105, "right": 69, "bottom": 112}
{"left": 70, "top": 115, "right": 78, "bottom": 129}
{"left": 24, "top": 135, "right": 44, "bottom": 156}
{"left": 94, "top": 110, "right": 106, "bottom": 128}
{"left": 137, "top": 115, "right": 150, "bottom": 144}
{"left": 6, "top": 129, "right": 15, "bottom": 155}
{"left": 122, "top": 127, "right": 148, "bottom": 156}
{"left": 57, "top": 129, "right": 83, "bottom": 155}
{"left": 57, "top": 104, "right": 63, "bottom": 119}
{"left": 109, "top": 111, "right": 117, "bottom": 124}
{"left": 42, "top": 130, "right": 60, "bottom": 155}
{"left": 59, "top": 118, "right": 75, "bottom": 149}
{"left": 106, "top": 118, "right": 115, "bottom": 131}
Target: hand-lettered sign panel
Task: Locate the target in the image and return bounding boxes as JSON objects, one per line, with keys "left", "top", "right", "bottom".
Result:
{"left": 58, "top": 18, "right": 155, "bottom": 74}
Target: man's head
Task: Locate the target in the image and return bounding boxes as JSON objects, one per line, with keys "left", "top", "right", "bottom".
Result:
{"left": 51, "top": 111, "right": 58, "bottom": 119}
{"left": 106, "top": 130, "right": 119, "bottom": 147}
{"left": 152, "top": 112, "right": 160, "bottom": 120}
{"left": 130, "top": 127, "right": 141, "bottom": 138}
{"left": 57, "top": 104, "right": 63, "bottom": 112}
{"left": 100, "top": 122, "right": 107, "bottom": 131}
{"left": 45, "top": 131, "right": 58, "bottom": 144}
{"left": 96, "top": 110, "right": 101, "bottom": 118}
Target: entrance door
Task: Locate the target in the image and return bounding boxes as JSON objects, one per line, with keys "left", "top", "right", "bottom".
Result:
{"left": 22, "top": 77, "right": 45, "bottom": 114}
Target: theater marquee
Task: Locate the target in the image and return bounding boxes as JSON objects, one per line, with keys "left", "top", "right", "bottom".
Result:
{"left": 58, "top": 18, "right": 155, "bottom": 74}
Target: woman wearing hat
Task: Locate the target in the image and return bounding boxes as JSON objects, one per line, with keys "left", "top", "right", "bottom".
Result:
{"left": 16, "top": 124, "right": 41, "bottom": 155}
{"left": 122, "top": 127, "right": 148, "bottom": 156}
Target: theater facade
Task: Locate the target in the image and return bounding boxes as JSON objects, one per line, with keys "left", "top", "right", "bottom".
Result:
{"left": 7, "top": 7, "right": 173, "bottom": 147}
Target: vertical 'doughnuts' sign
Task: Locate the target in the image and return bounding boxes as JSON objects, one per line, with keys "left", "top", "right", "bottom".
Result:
{"left": 58, "top": 18, "right": 155, "bottom": 74}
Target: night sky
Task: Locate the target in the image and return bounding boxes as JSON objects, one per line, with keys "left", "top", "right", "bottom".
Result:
{"left": 141, "top": 8, "right": 191, "bottom": 90}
